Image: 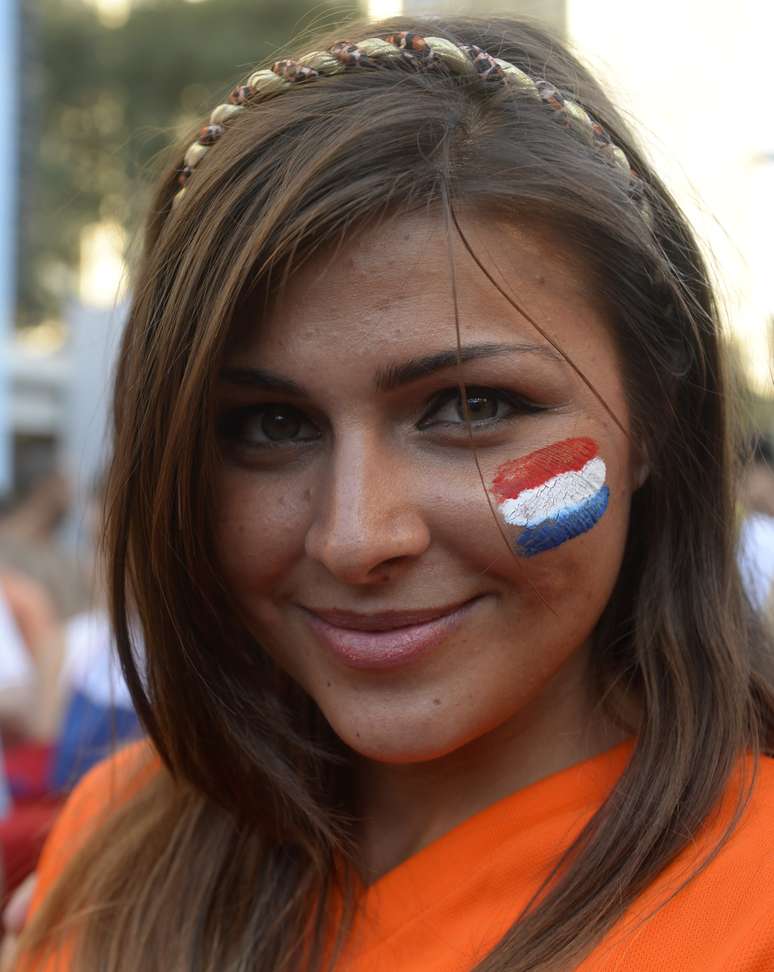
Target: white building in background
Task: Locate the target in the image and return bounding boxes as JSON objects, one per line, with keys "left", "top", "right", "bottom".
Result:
{"left": 3, "top": 210, "right": 127, "bottom": 545}
{"left": 4, "top": 298, "right": 125, "bottom": 552}
{"left": 389, "top": 0, "right": 564, "bottom": 24}
{"left": 0, "top": 0, "right": 19, "bottom": 496}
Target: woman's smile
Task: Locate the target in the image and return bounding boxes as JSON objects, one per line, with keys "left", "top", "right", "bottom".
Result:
{"left": 298, "top": 596, "right": 486, "bottom": 671}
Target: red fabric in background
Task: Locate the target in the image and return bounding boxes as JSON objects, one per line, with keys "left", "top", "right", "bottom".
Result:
{"left": 1, "top": 743, "right": 62, "bottom": 905}
{"left": 0, "top": 797, "right": 63, "bottom": 905}
{"left": 4, "top": 742, "right": 53, "bottom": 801}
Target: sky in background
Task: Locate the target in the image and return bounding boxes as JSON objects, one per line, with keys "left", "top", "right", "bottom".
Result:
{"left": 568, "top": 0, "right": 773, "bottom": 395}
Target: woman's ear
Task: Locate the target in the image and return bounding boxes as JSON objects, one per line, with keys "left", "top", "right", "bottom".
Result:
{"left": 630, "top": 441, "right": 650, "bottom": 491}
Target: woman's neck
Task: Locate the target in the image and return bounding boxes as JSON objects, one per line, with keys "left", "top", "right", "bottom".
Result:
{"left": 355, "top": 648, "right": 629, "bottom": 884}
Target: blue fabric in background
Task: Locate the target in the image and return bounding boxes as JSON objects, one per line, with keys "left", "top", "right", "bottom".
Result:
{"left": 0, "top": 747, "right": 10, "bottom": 818}
{"left": 50, "top": 688, "right": 142, "bottom": 792}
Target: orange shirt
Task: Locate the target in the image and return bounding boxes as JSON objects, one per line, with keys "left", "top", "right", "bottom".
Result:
{"left": 22, "top": 741, "right": 774, "bottom": 970}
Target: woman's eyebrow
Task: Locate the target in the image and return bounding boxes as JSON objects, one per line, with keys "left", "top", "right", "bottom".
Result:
{"left": 375, "top": 342, "right": 563, "bottom": 392}
{"left": 219, "top": 343, "right": 563, "bottom": 397}
{"left": 218, "top": 367, "right": 306, "bottom": 396}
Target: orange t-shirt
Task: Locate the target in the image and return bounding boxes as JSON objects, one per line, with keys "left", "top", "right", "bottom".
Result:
{"left": 20, "top": 740, "right": 774, "bottom": 970}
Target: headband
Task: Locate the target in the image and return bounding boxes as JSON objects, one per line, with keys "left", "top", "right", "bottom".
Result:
{"left": 174, "top": 31, "right": 646, "bottom": 216}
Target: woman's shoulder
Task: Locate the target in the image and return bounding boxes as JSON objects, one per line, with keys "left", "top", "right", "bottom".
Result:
{"left": 671, "top": 751, "right": 774, "bottom": 888}
{"left": 49, "top": 737, "right": 157, "bottom": 829}
{"left": 729, "top": 749, "right": 774, "bottom": 839}
{"left": 29, "top": 739, "right": 160, "bottom": 916}
{"left": 714, "top": 752, "right": 774, "bottom": 883}
{"left": 593, "top": 751, "right": 774, "bottom": 970}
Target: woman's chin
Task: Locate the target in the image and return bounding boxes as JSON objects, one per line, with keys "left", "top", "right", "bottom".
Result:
{"left": 322, "top": 704, "right": 482, "bottom": 766}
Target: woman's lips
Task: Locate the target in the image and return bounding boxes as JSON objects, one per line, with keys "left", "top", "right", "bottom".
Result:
{"left": 300, "top": 598, "right": 481, "bottom": 671}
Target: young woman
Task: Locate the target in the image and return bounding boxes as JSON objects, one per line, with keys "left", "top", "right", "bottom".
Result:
{"left": 13, "top": 15, "right": 774, "bottom": 972}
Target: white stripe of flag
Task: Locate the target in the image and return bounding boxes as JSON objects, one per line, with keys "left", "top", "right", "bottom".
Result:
{"left": 499, "top": 456, "right": 607, "bottom": 527}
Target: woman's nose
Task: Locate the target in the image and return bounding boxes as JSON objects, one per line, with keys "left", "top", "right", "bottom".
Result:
{"left": 304, "top": 439, "right": 431, "bottom": 584}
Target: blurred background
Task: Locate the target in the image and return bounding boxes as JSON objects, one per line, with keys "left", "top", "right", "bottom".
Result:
{"left": 0, "top": 0, "right": 773, "bottom": 904}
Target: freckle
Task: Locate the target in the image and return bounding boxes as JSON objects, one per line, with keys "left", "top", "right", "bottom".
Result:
{"left": 303, "top": 488, "right": 312, "bottom": 502}
{"left": 433, "top": 698, "right": 441, "bottom": 706}
{"left": 326, "top": 680, "right": 331, "bottom": 687}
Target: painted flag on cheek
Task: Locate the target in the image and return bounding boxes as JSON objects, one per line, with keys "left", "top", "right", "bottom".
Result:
{"left": 491, "top": 437, "right": 609, "bottom": 557}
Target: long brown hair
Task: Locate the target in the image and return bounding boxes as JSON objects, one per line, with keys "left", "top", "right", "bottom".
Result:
{"left": 20, "top": 15, "right": 774, "bottom": 971}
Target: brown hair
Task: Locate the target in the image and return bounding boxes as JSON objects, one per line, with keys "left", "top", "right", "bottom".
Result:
{"left": 20, "top": 15, "right": 774, "bottom": 971}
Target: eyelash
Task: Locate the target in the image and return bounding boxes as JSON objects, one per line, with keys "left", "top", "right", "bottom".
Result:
{"left": 218, "top": 386, "right": 546, "bottom": 451}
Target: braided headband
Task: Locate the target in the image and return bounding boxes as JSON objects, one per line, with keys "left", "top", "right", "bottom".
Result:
{"left": 174, "top": 31, "right": 643, "bottom": 213}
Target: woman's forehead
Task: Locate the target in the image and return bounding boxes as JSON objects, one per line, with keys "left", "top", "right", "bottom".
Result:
{"left": 229, "top": 212, "right": 609, "bottom": 366}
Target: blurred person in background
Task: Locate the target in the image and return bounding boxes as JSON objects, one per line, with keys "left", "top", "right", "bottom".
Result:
{"left": 47, "top": 611, "right": 141, "bottom": 793}
{"left": 0, "top": 571, "right": 37, "bottom": 823}
{"left": 0, "top": 571, "right": 44, "bottom": 740}
{"left": 0, "top": 472, "right": 88, "bottom": 623}
{"left": 43, "top": 474, "right": 142, "bottom": 793}
{"left": 0, "top": 564, "right": 59, "bottom": 761}
{"left": 738, "top": 437, "right": 774, "bottom": 613}
{"left": 0, "top": 603, "right": 140, "bottom": 907}
{"left": 0, "top": 471, "right": 139, "bottom": 765}
{"left": 0, "top": 475, "right": 140, "bottom": 903}
{"left": 0, "top": 566, "right": 59, "bottom": 908}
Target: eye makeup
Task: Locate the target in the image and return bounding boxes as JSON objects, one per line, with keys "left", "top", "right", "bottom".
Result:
{"left": 417, "top": 386, "right": 547, "bottom": 430}
{"left": 491, "top": 437, "right": 609, "bottom": 557}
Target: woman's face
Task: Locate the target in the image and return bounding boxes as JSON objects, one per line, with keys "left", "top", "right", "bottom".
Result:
{"left": 214, "top": 213, "right": 638, "bottom": 764}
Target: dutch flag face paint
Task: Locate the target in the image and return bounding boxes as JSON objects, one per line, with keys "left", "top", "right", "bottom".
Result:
{"left": 491, "top": 437, "right": 609, "bottom": 557}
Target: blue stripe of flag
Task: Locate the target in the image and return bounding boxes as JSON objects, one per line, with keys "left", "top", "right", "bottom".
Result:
{"left": 516, "top": 486, "right": 609, "bottom": 558}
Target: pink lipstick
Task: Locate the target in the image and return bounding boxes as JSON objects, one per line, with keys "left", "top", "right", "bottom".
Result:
{"left": 301, "top": 599, "right": 480, "bottom": 671}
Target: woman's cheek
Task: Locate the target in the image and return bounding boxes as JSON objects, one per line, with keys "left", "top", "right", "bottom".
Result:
{"left": 489, "top": 436, "right": 610, "bottom": 558}
{"left": 213, "top": 472, "right": 310, "bottom": 591}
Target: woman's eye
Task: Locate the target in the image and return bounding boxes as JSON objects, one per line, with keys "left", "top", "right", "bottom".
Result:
{"left": 455, "top": 391, "right": 500, "bottom": 421}
{"left": 418, "top": 387, "right": 542, "bottom": 429}
{"left": 218, "top": 404, "right": 320, "bottom": 448}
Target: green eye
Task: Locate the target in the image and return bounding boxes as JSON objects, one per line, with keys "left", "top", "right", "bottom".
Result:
{"left": 456, "top": 392, "right": 499, "bottom": 421}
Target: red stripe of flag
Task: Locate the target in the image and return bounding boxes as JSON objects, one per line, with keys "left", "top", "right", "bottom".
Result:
{"left": 491, "top": 437, "right": 598, "bottom": 502}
